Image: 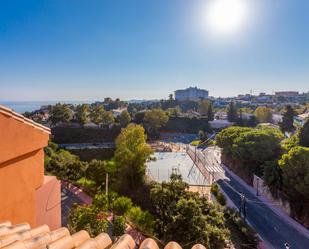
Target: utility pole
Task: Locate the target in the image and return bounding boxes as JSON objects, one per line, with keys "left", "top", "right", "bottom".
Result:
{"left": 256, "top": 178, "right": 259, "bottom": 196}
{"left": 105, "top": 172, "right": 109, "bottom": 196}
{"left": 239, "top": 192, "right": 246, "bottom": 220}
{"left": 243, "top": 196, "right": 247, "bottom": 221}
{"left": 239, "top": 192, "right": 243, "bottom": 213}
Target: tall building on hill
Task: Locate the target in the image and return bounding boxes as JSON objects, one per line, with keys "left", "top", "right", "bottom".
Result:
{"left": 275, "top": 91, "right": 299, "bottom": 97}
{"left": 174, "top": 86, "right": 209, "bottom": 101}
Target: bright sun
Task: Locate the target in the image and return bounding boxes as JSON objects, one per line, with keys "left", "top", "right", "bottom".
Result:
{"left": 206, "top": 0, "right": 249, "bottom": 35}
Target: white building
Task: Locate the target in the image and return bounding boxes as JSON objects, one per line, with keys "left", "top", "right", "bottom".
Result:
{"left": 175, "top": 87, "right": 209, "bottom": 101}
{"left": 112, "top": 107, "right": 127, "bottom": 118}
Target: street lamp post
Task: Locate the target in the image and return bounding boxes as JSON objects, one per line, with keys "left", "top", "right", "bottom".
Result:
{"left": 256, "top": 177, "right": 259, "bottom": 196}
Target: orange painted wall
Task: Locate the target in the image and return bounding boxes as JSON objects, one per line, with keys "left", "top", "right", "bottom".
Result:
{"left": 0, "top": 150, "right": 43, "bottom": 226}
{"left": 0, "top": 106, "right": 60, "bottom": 228}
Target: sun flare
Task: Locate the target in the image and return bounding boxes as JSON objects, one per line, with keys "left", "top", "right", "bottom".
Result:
{"left": 206, "top": 0, "right": 249, "bottom": 35}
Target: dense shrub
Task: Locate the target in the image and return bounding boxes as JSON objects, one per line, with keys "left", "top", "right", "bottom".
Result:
{"left": 211, "top": 184, "right": 227, "bottom": 206}
{"left": 75, "top": 177, "right": 97, "bottom": 195}
{"left": 68, "top": 205, "right": 108, "bottom": 237}
{"left": 93, "top": 193, "right": 109, "bottom": 210}
{"left": 113, "top": 216, "right": 126, "bottom": 236}
{"left": 112, "top": 197, "right": 133, "bottom": 215}
{"left": 224, "top": 208, "right": 259, "bottom": 249}
{"left": 126, "top": 206, "right": 156, "bottom": 235}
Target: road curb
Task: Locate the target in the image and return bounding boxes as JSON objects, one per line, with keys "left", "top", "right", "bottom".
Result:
{"left": 222, "top": 165, "right": 309, "bottom": 240}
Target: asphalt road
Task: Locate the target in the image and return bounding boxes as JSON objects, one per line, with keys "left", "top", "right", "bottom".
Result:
{"left": 217, "top": 170, "right": 309, "bottom": 249}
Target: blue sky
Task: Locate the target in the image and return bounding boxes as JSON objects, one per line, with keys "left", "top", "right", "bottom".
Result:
{"left": 0, "top": 0, "right": 308, "bottom": 101}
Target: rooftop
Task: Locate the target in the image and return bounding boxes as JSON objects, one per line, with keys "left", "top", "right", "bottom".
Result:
{"left": 0, "top": 105, "right": 50, "bottom": 134}
{"left": 0, "top": 220, "right": 206, "bottom": 249}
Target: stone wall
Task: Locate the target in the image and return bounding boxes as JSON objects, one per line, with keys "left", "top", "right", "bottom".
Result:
{"left": 253, "top": 174, "right": 291, "bottom": 215}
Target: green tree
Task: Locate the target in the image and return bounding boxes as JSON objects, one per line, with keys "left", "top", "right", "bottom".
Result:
{"left": 281, "top": 135, "right": 299, "bottom": 151}
{"left": 227, "top": 102, "right": 238, "bottom": 122}
{"left": 198, "top": 100, "right": 210, "bottom": 116}
{"left": 45, "top": 149, "right": 84, "bottom": 181}
{"left": 263, "top": 160, "right": 283, "bottom": 197}
{"left": 198, "top": 100, "right": 214, "bottom": 121}
{"left": 86, "top": 160, "right": 106, "bottom": 187}
{"left": 90, "top": 105, "right": 105, "bottom": 124}
{"left": 119, "top": 110, "right": 131, "bottom": 128}
{"left": 280, "top": 146, "right": 309, "bottom": 199}
{"left": 231, "top": 128, "right": 283, "bottom": 176}
{"left": 207, "top": 101, "right": 214, "bottom": 121}
{"left": 279, "top": 146, "right": 309, "bottom": 218}
{"left": 75, "top": 104, "right": 90, "bottom": 125}
{"left": 102, "top": 111, "right": 115, "bottom": 126}
{"left": 150, "top": 174, "right": 229, "bottom": 248}
{"left": 216, "top": 126, "right": 283, "bottom": 179}
{"left": 114, "top": 124, "right": 153, "bottom": 190}
{"left": 279, "top": 105, "right": 295, "bottom": 132}
{"left": 143, "top": 108, "right": 169, "bottom": 135}
{"left": 299, "top": 118, "right": 309, "bottom": 147}
{"left": 49, "top": 103, "right": 73, "bottom": 125}
{"left": 216, "top": 127, "right": 251, "bottom": 156}
{"left": 254, "top": 106, "right": 273, "bottom": 123}
{"left": 166, "top": 107, "right": 181, "bottom": 117}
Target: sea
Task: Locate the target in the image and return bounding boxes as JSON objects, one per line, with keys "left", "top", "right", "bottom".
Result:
{"left": 0, "top": 99, "right": 156, "bottom": 114}
{"left": 0, "top": 101, "right": 89, "bottom": 114}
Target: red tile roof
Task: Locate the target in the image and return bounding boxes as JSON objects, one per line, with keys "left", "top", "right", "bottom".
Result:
{"left": 0, "top": 221, "right": 207, "bottom": 249}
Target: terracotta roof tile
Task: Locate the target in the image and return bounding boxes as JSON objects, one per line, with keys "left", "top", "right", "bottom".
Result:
{"left": 0, "top": 222, "right": 11, "bottom": 228}
{"left": 0, "top": 221, "right": 207, "bottom": 249}
{"left": 110, "top": 234, "right": 135, "bottom": 249}
{"left": 191, "top": 244, "right": 207, "bottom": 249}
{"left": 139, "top": 238, "right": 159, "bottom": 249}
{"left": 71, "top": 231, "right": 90, "bottom": 248}
{"left": 164, "top": 241, "right": 182, "bottom": 249}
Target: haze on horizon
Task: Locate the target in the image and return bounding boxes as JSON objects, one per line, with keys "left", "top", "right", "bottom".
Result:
{"left": 0, "top": 0, "right": 308, "bottom": 101}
